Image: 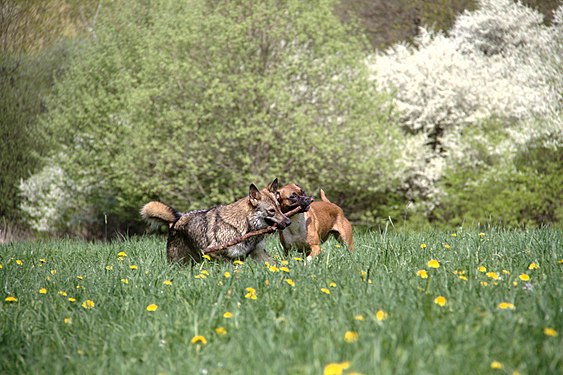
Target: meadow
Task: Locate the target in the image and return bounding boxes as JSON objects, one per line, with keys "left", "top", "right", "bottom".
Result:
{"left": 1, "top": 228, "right": 561, "bottom": 375}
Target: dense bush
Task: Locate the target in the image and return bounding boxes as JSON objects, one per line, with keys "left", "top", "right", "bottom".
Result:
{"left": 20, "top": 0, "right": 407, "bottom": 235}
{"left": 368, "top": 0, "right": 562, "bottom": 226}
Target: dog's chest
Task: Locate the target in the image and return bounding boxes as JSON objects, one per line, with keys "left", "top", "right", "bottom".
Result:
{"left": 281, "top": 213, "right": 308, "bottom": 247}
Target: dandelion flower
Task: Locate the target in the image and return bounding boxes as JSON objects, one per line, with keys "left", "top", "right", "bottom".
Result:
{"left": 323, "top": 362, "right": 351, "bottom": 375}
{"left": 77, "top": 275, "right": 84, "bottom": 280}
{"left": 202, "top": 254, "right": 211, "bottom": 261}
{"left": 434, "top": 296, "right": 447, "bottom": 307}
{"left": 354, "top": 314, "right": 364, "bottom": 321}
{"left": 320, "top": 288, "right": 331, "bottom": 295}
{"left": 16, "top": 259, "right": 23, "bottom": 265}
{"left": 163, "top": 280, "right": 173, "bottom": 285}
{"left": 190, "top": 335, "right": 207, "bottom": 345}
{"left": 0, "top": 263, "right": 3, "bottom": 269}
{"left": 329, "top": 282, "right": 337, "bottom": 288}
{"left": 68, "top": 297, "right": 76, "bottom": 303}
{"left": 58, "top": 291, "right": 67, "bottom": 297}
{"left": 40, "top": 258, "right": 46, "bottom": 264}
{"left": 105, "top": 265, "right": 113, "bottom": 271}
{"left": 5, "top": 296, "right": 17, "bottom": 302}
{"left": 117, "top": 251, "right": 127, "bottom": 257}
{"left": 376, "top": 310, "right": 389, "bottom": 321}
{"left": 480, "top": 281, "right": 489, "bottom": 287}
{"left": 486, "top": 272, "right": 499, "bottom": 280}
{"left": 130, "top": 265, "right": 138, "bottom": 270}
{"left": 233, "top": 260, "right": 244, "bottom": 266}
{"left": 223, "top": 311, "right": 233, "bottom": 319}
{"left": 416, "top": 269, "right": 428, "bottom": 279}
{"left": 420, "top": 243, "right": 427, "bottom": 249}
{"left": 478, "top": 266, "right": 487, "bottom": 273}
{"left": 502, "top": 270, "right": 510, "bottom": 275}
{"left": 344, "top": 331, "right": 359, "bottom": 343}
{"left": 543, "top": 327, "right": 557, "bottom": 337}
{"left": 490, "top": 361, "right": 503, "bottom": 369}
{"left": 444, "top": 243, "right": 451, "bottom": 250}
{"left": 427, "top": 259, "right": 440, "bottom": 269}
{"left": 269, "top": 265, "right": 279, "bottom": 272}
{"left": 200, "top": 270, "right": 209, "bottom": 276}
{"left": 81, "top": 299, "right": 95, "bottom": 309}
{"left": 497, "top": 302, "right": 515, "bottom": 310}
{"left": 64, "top": 317, "right": 72, "bottom": 324}
{"left": 195, "top": 273, "right": 207, "bottom": 279}
{"left": 519, "top": 274, "right": 530, "bottom": 281}
{"left": 280, "top": 267, "right": 290, "bottom": 273}
{"left": 528, "top": 262, "right": 539, "bottom": 270}
{"left": 223, "top": 272, "right": 231, "bottom": 278}
{"left": 121, "top": 278, "right": 129, "bottom": 284}
{"left": 285, "top": 279, "right": 295, "bottom": 287}
{"left": 215, "top": 327, "right": 227, "bottom": 335}
{"left": 293, "top": 257, "right": 303, "bottom": 261}
{"left": 451, "top": 233, "right": 457, "bottom": 237}
{"left": 245, "top": 287, "right": 257, "bottom": 300}
{"left": 479, "top": 232, "right": 485, "bottom": 238}
{"left": 458, "top": 275, "right": 468, "bottom": 281}
{"left": 146, "top": 304, "right": 158, "bottom": 312}
{"left": 281, "top": 260, "right": 289, "bottom": 266}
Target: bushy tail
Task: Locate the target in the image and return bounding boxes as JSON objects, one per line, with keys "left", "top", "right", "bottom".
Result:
{"left": 140, "top": 201, "right": 181, "bottom": 229}
{"left": 319, "top": 188, "right": 331, "bottom": 203}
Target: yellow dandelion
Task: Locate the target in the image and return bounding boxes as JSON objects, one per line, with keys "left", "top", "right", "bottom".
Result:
{"left": 444, "top": 243, "right": 451, "bottom": 250}
{"left": 0, "top": 263, "right": 3, "bottom": 269}
{"left": 543, "top": 327, "right": 557, "bottom": 337}
{"left": 39, "top": 288, "right": 47, "bottom": 294}
{"left": 190, "top": 335, "right": 207, "bottom": 345}
{"left": 458, "top": 275, "right": 468, "bottom": 281}
{"left": 63, "top": 317, "right": 72, "bottom": 325}
{"left": 335, "top": 244, "right": 341, "bottom": 248}
{"left": 81, "top": 299, "right": 95, "bottom": 309}
{"left": 233, "top": 260, "right": 244, "bottom": 266}
{"left": 285, "top": 279, "right": 295, "bottom": 287}
{"left": 16, "top": 259, "right": 23, "bottom": 265}
{"left": 320, "top": 288, "right": 331, "bottom": 295}
{"left": 329, "top": 282, "right": 337, "bottom": 287}
{"left": 58, "top": 291, "right": 67, "bottom": 297}
{"left": 479, "top": 232, "right": 485, "bottom": 238}
{"left": 486, "top": 272, "right": 499, "bottom": 280}
{"left": 245, "top": 287, "right": 257, "bottom": 300}
{"left": 130, "top": 265, "right": 138, "bottom": 270}
{"left": 5, "top": 296, "right": 17, "bottom": 302}
{"left": 519, "top": 274, "right": 530, "bottom": 281}
{"left": 202, "top": 254, "right": 211, "bottom": 261}
{"left": 146, "top": 304, "right": 158, "bottom": 312}
{"left": 195, "top": 273, "right": 207, "bottom": 279}
{"left": 427, "top": 259, "right": 440, "bottom": 269}
{"left": 280, "top": 266, "right": 290, "bottom": 273}
{"left": 68, "top": 297, "right": 76, "bottom": 302}
{"left": 223, "top": 272, "right": 231, "bottom": 278}
{"left": 434, "top": 296, "right": 447, "bottom": 307}
{"left": 478, "top": 265, "right": 487, "bottom": 273}
{"left": 354, "top": 314, "right": 365, "bottom": 321}
{"left": 77, "top": 275, "right": 84, "bottom": 280}
{"left": 105, "top": 265, "right": 113, "bottom": 271}
{"left": 323, "top": 362, "right": 351, "bottom": 375}
{"left": 420, "top": 243, "right": 427, "bottom": 249}
{"left": 416, "top": 269, "right": 428, "bottom": 279}
{"left": 293, "top": 257, "right": 303, "bottom": 261}
{"left": 480, "top": 281, "right": 489, "bottom": 287}
{"left": 528, "top": 262, "right": 539, "bottom": 270}
{"left": 451, "top": 233, "right": 457, "bottom": 237}
{"left": 512, "top": 281, "right": 518, "bottom": 287}
{"left": 281, "top": 260, "right": 289, "bottom": 266}
{"left": 490, "top": 361, "right": 503, "bottom": 369}
{"left": 559, "top": 259, "right": 563, "bottom": 264}
{"left": 269, "top": 265, "right": 279, "bottom": 272}
{"left": 117, "top": 251, "right": 127, "bottom": 257}
{"left": 223, "top": 311, "right": 233, "bottom": 319}
{"left": 376, "top": 310, "right": 389, "bottom": 321}
{"left": 121, "top": 278, "right": 129, "bottom": 284}
{"left": 264, "top": 279, "right": 269, "bottom": 286}
{"left": 497, "top": 302, "right": 515, "bottom": 310}
{"left": 39, "top": 258, "right": 46, "bottom": 263}
{"left": 215, "top": 327, "right": 227, "bottom": 335}
{"left": 502, "top": 270, "right": 510, "bottom": 275}
{"left": 200, "top": 270, "right": 209, "bottom": 276}
{"left": 344, "top": 331, "right": 359, "bottom": 343}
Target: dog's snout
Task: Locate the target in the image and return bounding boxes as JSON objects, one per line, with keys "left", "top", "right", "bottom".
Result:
{"left": 278, "top": 215, "right": 291, "bottom": 229}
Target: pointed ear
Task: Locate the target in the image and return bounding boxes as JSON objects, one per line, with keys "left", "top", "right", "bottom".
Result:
{"left": 249, "top": 184, "right": 261, "bottom": 206}
{"left": 268, "top": 178, "right": 279, "bottom": 193}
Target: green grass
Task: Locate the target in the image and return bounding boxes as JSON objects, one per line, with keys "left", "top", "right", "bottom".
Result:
{"left": 1, "top": 228, "right": 561, "bottom": 375}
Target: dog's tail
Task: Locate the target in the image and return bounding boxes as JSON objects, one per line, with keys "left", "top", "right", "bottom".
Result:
{"left": 319, "top": 189, "right": 331, "bottom": 203}
{"left": 140, "top": 201, "right": 181, "bottom": 229}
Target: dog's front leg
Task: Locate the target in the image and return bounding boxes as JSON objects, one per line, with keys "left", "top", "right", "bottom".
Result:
{"left": 250, "top": 240, "right": 272, "bottom": 263}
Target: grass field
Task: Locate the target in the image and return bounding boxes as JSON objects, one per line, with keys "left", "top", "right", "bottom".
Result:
{"left": 1, "top": 228, "right": 561, "bottom": 375}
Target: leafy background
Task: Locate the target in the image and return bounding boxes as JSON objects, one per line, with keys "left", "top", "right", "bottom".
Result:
{"left": 1, "top": 0, "right": 561, "bottom": 240}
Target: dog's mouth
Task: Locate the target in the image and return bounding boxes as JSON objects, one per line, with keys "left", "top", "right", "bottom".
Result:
{"left": 266, "top": 217, "right": 291, "bottom": 229}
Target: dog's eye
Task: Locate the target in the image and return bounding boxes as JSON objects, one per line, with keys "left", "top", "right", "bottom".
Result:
{"left": 267, "top": 208, "right": 276, "bottom": 216}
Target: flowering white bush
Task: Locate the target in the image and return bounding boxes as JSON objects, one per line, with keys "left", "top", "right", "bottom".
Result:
{"left": 368, "top": 0, "right": 562, "bottom": 213}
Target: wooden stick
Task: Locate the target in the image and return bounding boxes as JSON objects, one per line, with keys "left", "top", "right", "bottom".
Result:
{"left": 203, "top": 205, "right": 304, "bottom": 254}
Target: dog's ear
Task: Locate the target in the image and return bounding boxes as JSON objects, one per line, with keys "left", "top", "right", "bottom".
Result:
{"left": 267, "top": 178, "right": 279, "bottom": 193}
{"left": 249, "top": 184, "right": 261, "bottom": 206}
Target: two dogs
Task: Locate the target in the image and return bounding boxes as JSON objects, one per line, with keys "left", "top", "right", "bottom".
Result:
{"left": 141, "top": 180, "right": 353, "bottom": 264}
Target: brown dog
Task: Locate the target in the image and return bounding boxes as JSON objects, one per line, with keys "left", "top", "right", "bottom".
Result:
{"left": 277, "top": 184, "right": 354, "bottom": 258}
